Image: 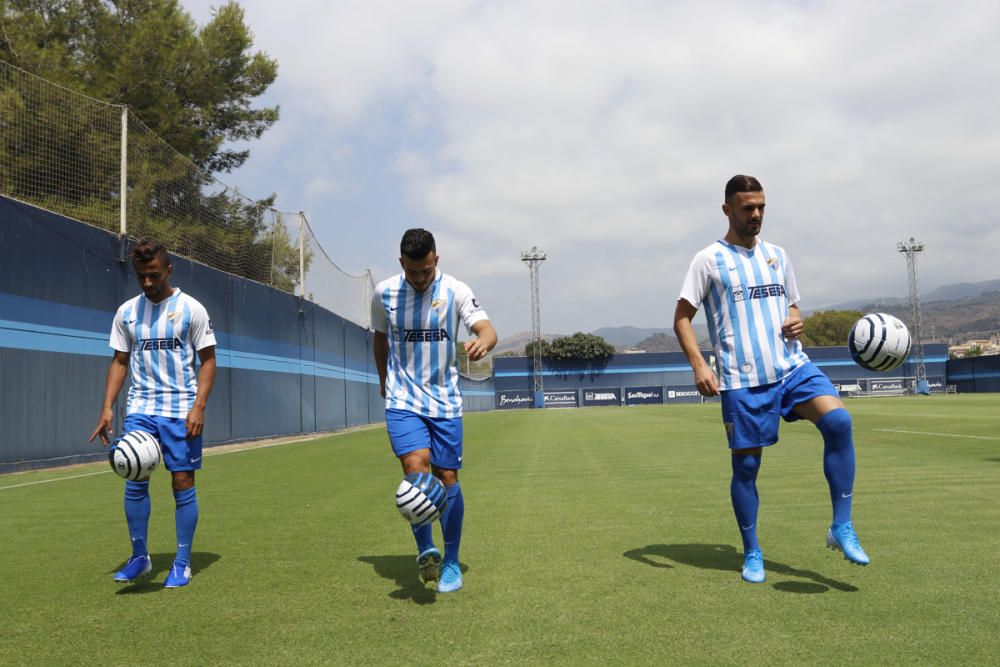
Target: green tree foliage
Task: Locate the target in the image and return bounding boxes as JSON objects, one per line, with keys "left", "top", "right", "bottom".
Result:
{"left": 526, "top": 332, "right": 615, "bottom": 360}
{"left": 0, "top": 1, "right": 302, "bottom": 291}
{"left": 1, "top": 0, "right": 278, "bottom": 173}
{"left": 801, "top": 310, "right": 864, "bottom": 347}
{"left": 962, "top": 344, "right": 985, "bottom": 358}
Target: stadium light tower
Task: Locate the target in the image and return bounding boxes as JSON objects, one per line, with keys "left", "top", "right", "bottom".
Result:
{"left": 521, "top": 246, "right": 547, "bottom": 408}
{"left": 897, "top": 237, "right": 929, "bottom": 395}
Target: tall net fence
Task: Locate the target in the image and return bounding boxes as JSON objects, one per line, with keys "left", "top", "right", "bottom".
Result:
{"left": 0, "top": 59, "right": 373, "bottom": 328}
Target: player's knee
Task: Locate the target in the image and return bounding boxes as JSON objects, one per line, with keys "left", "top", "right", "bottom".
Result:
{"left": 817, "top": 407, "right": 852, "bottom": 439}
{"left": 731, "top": 451, "right": 761, "bottom": 479}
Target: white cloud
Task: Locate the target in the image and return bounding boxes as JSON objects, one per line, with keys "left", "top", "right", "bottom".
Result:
{"left": 184, "top": 0, "right": 1000, "bottom": 333}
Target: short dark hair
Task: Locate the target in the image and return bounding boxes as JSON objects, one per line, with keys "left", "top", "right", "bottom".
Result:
{"left": 400, "top": 228, "right": 436, "bottom": 260}
{"left": 132, "top": 239, "right": 170, "bottom": 265}
{"left": 724, "top": 174, "right": 763, "bottom": 202}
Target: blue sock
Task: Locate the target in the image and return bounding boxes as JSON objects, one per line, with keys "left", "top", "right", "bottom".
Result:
{"left": 440, "top": 483, "right": 464, "bottom": 565}
{"left": 731, "top": 452, "right": 761, "bottom": 553}
{"left": 173, "top": 487, "right": 198, "bottom": 566}
{"left": 124, "top": 480, "right": 150, "bottom": 558}
{"left": 818, "top": 408, "right": 855, "bottom": 525}
{"left": 412, "top": 523, "right": 434, "bottom": 555}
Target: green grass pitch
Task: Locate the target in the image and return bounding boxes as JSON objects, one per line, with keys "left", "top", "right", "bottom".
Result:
{"left": 2, "top": 395, "right": 999, "bottom": 665}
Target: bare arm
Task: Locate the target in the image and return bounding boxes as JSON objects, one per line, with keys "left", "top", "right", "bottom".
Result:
{"left": 185, "top": 346, "right": 216, "bottom": 438}
{"left": 465, "top": 320, "right": 497, "bottom": 362}
{"left": 673, "top": 299, "right": 719, "bottom": 397}
{"left": 89, "top": 351, "right": 130, "bottom": 445}
{"left": 782, "top": 304, "right": 804, "bottom": 340}
{"left": 373, "top": 331, "right": 389, "bottom": 398}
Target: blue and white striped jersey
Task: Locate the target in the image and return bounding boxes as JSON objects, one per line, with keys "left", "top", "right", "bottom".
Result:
{"left": 371, "top": 269, "right": 489, "bottom": 418}
{"left": 109, "top": 288, "right": 216, "bottom": 418}
{"left": 678, "top": 239, "right": 809, "bottom": 390}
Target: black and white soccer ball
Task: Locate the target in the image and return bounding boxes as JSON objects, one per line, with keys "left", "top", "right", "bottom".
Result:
{"left": 848, "top": 313, "right": 912, "bottom": 372}
{"left": 395, "top": 472, "right": 448, "bottom": 526}
{"left": 109, "top": 431, "right": 162, "bottom": 481}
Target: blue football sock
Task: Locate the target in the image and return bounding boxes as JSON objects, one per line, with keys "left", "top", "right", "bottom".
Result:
{"left": 731, "top": 451, "right": 761, "bottom": 553}
{"left": 440, "top": 483, "right": 464, "bottom": 565}
{"left": 124, "top": 480, "right": 151, "bottom": 557}
{"left": 818, "top": 408, "right": 856, "bottom": 524}
{"left": 173, "top": 487, "right": 198, "bottom": 566}
{"left": 412, "top": 522, "right": 434, "bottom": 555}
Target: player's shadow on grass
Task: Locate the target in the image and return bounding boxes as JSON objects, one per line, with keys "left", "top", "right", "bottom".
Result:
{"left": 113, "top": 551, "right": 221, "bottom": 594}
{"left": 622, "top": 544, "right": 858, "bottom": 593}
{"left": 357, "top": 555, "right": 466, "bottom": 605}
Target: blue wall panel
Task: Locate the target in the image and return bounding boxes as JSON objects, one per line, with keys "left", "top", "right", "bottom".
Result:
{"left": 947, "top": 355, "right": 1000, "bottom": 393}
{"left": 311, "top": 304, "right": 348, "bottom": 431}
{"left": 344, "top": 323, "right": 373, "bottom": 427}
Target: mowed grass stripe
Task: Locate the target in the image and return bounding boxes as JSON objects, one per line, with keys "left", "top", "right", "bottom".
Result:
{"left": 1, "top": 397, "right": 998, "bottom": 665}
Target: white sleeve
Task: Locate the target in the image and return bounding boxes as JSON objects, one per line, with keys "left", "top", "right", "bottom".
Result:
{"left": 370, "top": 285, "right": 388, "bottom": 333}
{"left": 109, "top": 308, "right": 130, "bottom": 353}
{"left": 677, "top": 251, "right": 712, "bottom": 310}
{"left": 783, "top": 252, "right": 801, "bottom": 306}
{"left": 189, "top": 302, "right": 217, "bottom": 350}
{"left": 455, "top": 281, "right": 488, "bottom": 333}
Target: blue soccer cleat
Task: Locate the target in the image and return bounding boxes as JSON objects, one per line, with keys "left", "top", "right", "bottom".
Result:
{"left": 417, "top": 547, "right": 442, "bottom": 583}
{"left": 827, "top": 521, "right": 870, "bottom": 565}
{"left": 741, "top": 549, "right": 765, "bottom": 583}
{"left": 437, "top": 560, "right": 463, "bottom": 593}
{"left": 163, "top": 562, "right": 192, "bottom": 588}
{"left": 113, "top": 554, "right": 152, "bottom": 583}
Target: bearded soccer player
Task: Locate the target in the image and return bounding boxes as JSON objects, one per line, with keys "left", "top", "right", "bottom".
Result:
{"left": 372, "top": 228, "right": 497, "bottom": 593}
{"left": 90, "top": 240, "right": 216, "bottom": 588}
{"left": 673, "top": 175, "right": 869, "bottom": 584}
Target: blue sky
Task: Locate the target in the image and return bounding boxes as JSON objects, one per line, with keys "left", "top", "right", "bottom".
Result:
{"left": 182, "top": 0, "right": 1000, "bottom": 337}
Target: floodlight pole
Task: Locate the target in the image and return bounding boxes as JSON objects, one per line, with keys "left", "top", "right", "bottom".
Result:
{"left": 897, "top": 237, "right": 929, "bottom": 394}
{"left": 521, "top": 246, "right": 547, "bottom": 408}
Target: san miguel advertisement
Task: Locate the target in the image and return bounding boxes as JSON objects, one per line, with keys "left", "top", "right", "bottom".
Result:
{"left": 495, "top": 390, "right": 534, "bottom": 410}
{"left": 544, "top": 390, "right": 578, "bottom": 408}
{"left": 582, "top": 388, "right": 622, "bottom": 407}
{"left": 624, "top": 386, "right": 663, "bottom": 405}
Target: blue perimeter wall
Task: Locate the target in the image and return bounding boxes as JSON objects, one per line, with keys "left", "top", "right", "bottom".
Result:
{"left": 494, "top": 344, "right": 954, "bottom": 408}
{"left": 946, "top": 355, "right": 1000, "bottom": 393}
{"left": 0, "top": 196, "right": 493, "bottom": 471}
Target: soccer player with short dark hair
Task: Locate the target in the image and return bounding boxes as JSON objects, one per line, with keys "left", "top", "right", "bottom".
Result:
{"left": 673, "top": 176, "right": 869, "bottom": 584}
{"left": 89, "top": 239, "right": 217, "bottom": 588}
{"left": 371, "top": 228, "right": 497, "bottom": 593}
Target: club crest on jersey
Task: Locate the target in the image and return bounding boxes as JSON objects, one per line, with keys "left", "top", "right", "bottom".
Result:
{"left": 431, "top": 299, "right": 446, "bottom": 310}
{"left": 167, "top": 311, "right": 181, "bottom": 322}
{"left": 767, "top": 257, "right": 779, "bottom": 269}
{"left": 140, "top": 337, "right": 183, "bottom": 351}
{"left": 394, "top": 328, "right": 451, "bottom": 343}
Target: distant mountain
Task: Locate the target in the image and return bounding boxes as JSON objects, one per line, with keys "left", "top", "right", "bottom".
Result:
{"left": 815, "top": 279, "right": 1000, "bottom": 312}
{"left": 861, "top": 290, "right": 1000, "bottom": 344}
{"left": 626, "top": 331, "right": 683, "bottom": 352}
{"left": 591, "top": 326, "right": 673, "bottom": 349}
{"left": 493, "top": 279, "right": 1000, "bottom": 355}
{"left": 492, "top": 330, "right": 565, "bottom": 355}
{"left": 496, "top": 324, "right": 709, "bottom": 355}
{"left": 923, "top": 279, "right": 1000, "bottom": 301}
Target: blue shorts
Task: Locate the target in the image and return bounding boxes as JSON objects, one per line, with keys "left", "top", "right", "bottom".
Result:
{"left": 385, "top": 408, "right": 463, "bottom": 470}
{"left": 720, "top": 362, "right": 838, "bottom": 450}
{"left": 123, "top": 414, "right": 203, "bottom": 472}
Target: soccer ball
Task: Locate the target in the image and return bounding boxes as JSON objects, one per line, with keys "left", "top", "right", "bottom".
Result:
{"left": 395, "top": 472, "right": 448, "bottom": 526}
{"left": 848, "top": 313, "right": 912, "bottom": 372}
{"left": 109, "top": 431, "right": 162, "bottom": 481}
